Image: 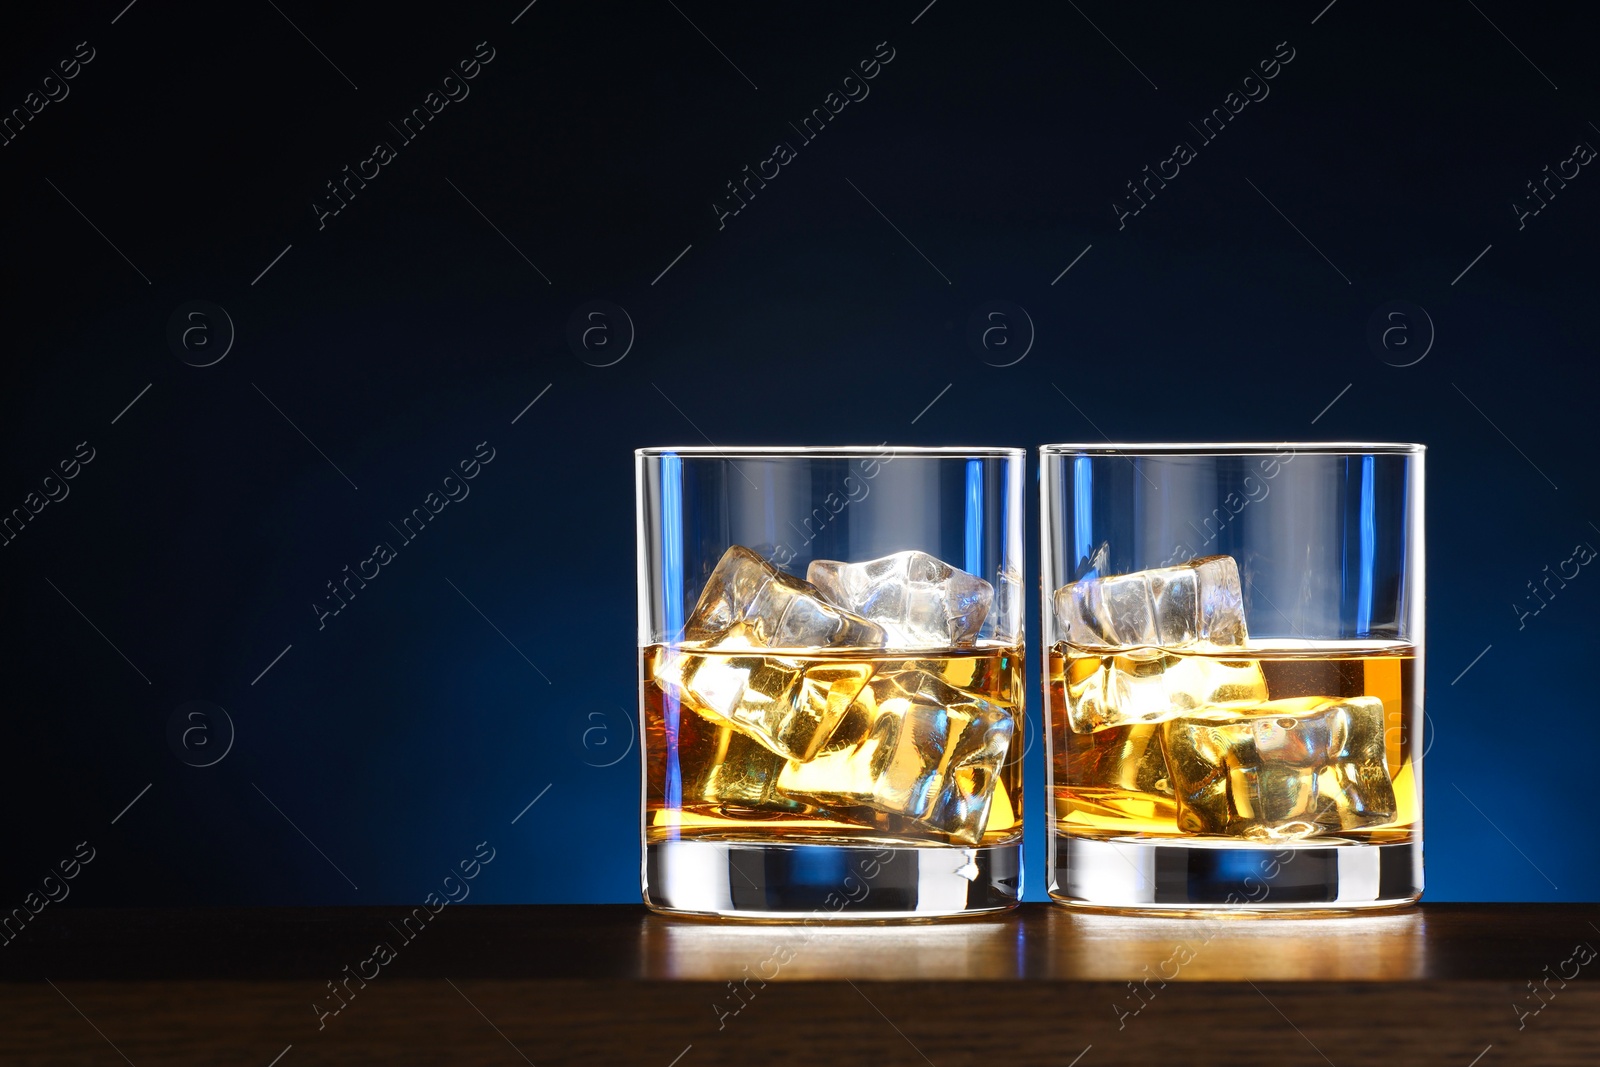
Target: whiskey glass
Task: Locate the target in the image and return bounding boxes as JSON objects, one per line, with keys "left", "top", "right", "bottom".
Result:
{"left": 1041, "top": 443, "right": 1424, "bottom": 911}
{"left": 637, "top": 446, "right": 1024, "bottom": 919}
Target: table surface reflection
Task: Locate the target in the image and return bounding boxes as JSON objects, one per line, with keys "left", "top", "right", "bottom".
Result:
{"left": 3, "top": 903, "right": 1592, "bottom": 982}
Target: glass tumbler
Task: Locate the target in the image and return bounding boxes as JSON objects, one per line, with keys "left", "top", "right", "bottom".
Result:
{"left": 637, "top": 446, "right": 1025, "bottom": 919}
{"left": 1041, "top": 443, "right": 1424, "bottom": 911}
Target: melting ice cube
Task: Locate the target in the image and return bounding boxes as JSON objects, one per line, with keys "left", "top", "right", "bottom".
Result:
{"left": 808, "top": 550, "right": 994, "bottom": 650}
{"left": 1065, "top": 723, "right": 1172, "bottom": 798}
{"left": 1064, "top": 649, "right": 1268, "bottom": 734}
{"left": 1161, "top": 695, "right": 1397, "bottom": 839}
{"left": 672, "top": 705, "right": 799, "bottom": 812}
{"left": 687, "top": 545, "right": 886, "bottom": 650}
{"left": 657, "top": 651, "right": 875, "bottom": 763}
{"left": 1056, "top": 555, "right": 1265, "bottom": 733}
{"left": 776, "top": 668, "right": 1013, "bottom": 846}
{"left": 659, "top": 546, "right": 884, "bottom": 761}
{"left": 1055, "top": 554, "right": 1249, "bottom": 651}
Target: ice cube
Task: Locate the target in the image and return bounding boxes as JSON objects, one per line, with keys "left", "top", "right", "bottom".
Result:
{"left": 656, "top": 651, "right": 875, "bottom": 763}
{"left": 808, "top": 550, "right": 993, "bottom": 649}
{"left": 1058, "top": 721, "right": 1178, "bottom": 829}
{"left": 991, "top": 564, "right": 1024, "bottom": 644}
{"left": 686, "top": 545, "right": 887, "bottom": 650}
{"left": 673, "top": 704, "right": 798, "bottom": 811}
{"left": 776, "top": 669, "right": 1014, "bottom": 846}
{"left": 1055, "top": 555, "right": 1249, "bottom": 651}
{"left": 1161, "top": 696, "right": 1397, "bottom": 839}
{"left": 663, "top": 546, "right": 884, "bottom": 761}
{"left": 1055, "top": 555, "right": 1263, "bottom": 733}
{"left": 1066, "top": 723, "right": 1172, "bottom": 798}
{"left": 1064, "top": 649, "right": 1268, "bottom": 733}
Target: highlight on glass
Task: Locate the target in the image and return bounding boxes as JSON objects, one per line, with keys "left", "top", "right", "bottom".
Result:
{"left": 1040, "top": 443, "right": 1424, "bottom": 911}
{"left": 637, "top": 446, "right": 1025, "bottom": 919}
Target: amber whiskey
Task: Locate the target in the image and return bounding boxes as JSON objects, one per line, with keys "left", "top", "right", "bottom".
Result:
{"left": 644, "top": 643, "right": 1023, "bottom": 849}
{"left": 1049, "top": 639, "right": 1418, "bottom": 843}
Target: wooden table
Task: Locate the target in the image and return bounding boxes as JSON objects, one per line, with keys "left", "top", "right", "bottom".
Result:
{"left": 3, "top": 904, "right": 1596, "bottom": 1065}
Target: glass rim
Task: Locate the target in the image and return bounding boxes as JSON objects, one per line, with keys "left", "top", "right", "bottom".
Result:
{"left": 635, "top": 445, "right": 1025, "bottom": 459}
{"left": 1039, "top": 441, "right": 1425, "bottom": 456}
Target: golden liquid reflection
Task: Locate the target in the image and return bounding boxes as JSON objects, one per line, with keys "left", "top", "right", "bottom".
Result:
{"left": 639, "top": 908, "right": 1428, "bottom": 982}
{"left": 1041, "top": 907, "right": 1427, "bottom": 981}
{"left": 640, "top": 914, "right": 1020, "bottom": 980}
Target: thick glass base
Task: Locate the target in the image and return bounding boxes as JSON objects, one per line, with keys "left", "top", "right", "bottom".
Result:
{"left": 644, "top": 838, "right": 1022, "bottom": 920}
{"left": 1049, "top": 835, "right": 1421, "bottom": 912}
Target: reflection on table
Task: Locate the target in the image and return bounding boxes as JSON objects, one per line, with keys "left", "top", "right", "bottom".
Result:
{"left": 640, "top": 913, "right": 1023, "bottom": 980}
{"left": 638, "top": 906, "right": 1429, "bottom": 982}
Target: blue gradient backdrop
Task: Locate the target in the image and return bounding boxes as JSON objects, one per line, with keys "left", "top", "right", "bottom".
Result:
{"left": 1, "top": 1, "right": 1595, "bottom": 907}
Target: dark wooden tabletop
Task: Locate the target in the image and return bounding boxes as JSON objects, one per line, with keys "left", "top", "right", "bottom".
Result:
{"left": 3, "top": 904, "right": 1597, "bottom": 1065}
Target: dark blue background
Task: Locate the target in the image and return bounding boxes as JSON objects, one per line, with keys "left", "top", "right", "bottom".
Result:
{"left": 2, "top": 1, "right": 1594, "bottom": 907}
